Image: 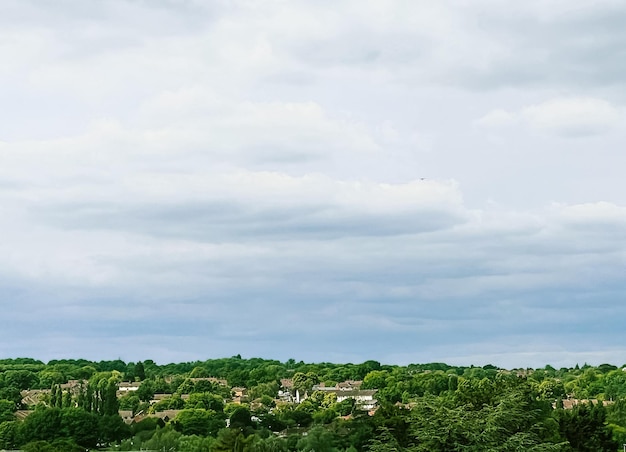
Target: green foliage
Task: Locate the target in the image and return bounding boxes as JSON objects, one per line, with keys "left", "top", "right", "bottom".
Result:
{"left": 177, "top": 433, "right": 215, "bottom": 451}
{"left": 152, "top": 393, "right": 185, "bottom": 411}
{"left": 17, "top": 406, "right": 63, "bottom": 444}
{"left": 366, "top": 426, "right": 401, "bottom": 451}
{"left": 59, "top": 407, "right": 99, "bottom": 448}
{"left": 248, "top": 434, "right": 288, "bottom": 451}
{"left": 132, "top": 415, "right": 164, "bottom": 434}
{"left": 409, "top": 380, "right": 567, "bottom": 452}
{"left": 0, "top": 399, "right": 16, "bottom": 422}
{"left": 296, "top": 425, "right": 340, "bottom": 451}
{"left": 212, "top": 427, "right": 255, "bottom": 452}
{"left": 4, "top": 370, "right": 39, "bottom": 391}
{"left": 99, "top": 413, "right": 132, "bottom": 445}
{"left": 3, "top": 357, "right": 626, "bottom": 451}
{"left": 135, "top": 378, "right": 156, "bottom": 401}
{"left": 22, "top": 438, "right": 84, "bottom": 452}
{"left": 292, "top": 371, "right": 320, "bottom": 395}
{"left": 119, "top": 392, "right": 141, "bottom": 414}
{"left": 556, "top": 401, "right": 617, "bottom": 451}
{"left": 0, "top": 420, "right": 17, "bottom": 450}
{"left": 230, "top": 406, "right": 253, "bottom": 430}
{"left": 142, "top": 424, "right": 182, "bottom": 450}
{"left": 186, "top": 392, "right": 225, "bottom": 412}
{"left": 173, "top": 409, "right": 216, "bottom": 436}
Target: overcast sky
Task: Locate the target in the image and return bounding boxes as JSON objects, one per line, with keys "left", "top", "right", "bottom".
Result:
{"left": 1, "top": 0, "right": 625, "bottom": 369}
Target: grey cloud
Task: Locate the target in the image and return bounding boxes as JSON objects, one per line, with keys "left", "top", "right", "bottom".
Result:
{"left": 453, "top": 3, "right": 626, "bottom": 90}
{"left": 31, "top": 195, "right": 466, "bottom": 242}
{"left": 1, "top": 0, "right": 625, "bottom": 367}
{"left": 273, "top": 2, "right": 626, "bottom": 93}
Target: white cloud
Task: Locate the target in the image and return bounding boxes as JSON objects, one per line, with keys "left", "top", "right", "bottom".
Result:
{"left": 1, "top": 0, "right": 626, "bottom": 367}
{"left": 477, "top": 97, "right": 623, "bottom": 137}
{"left": 474, "top": 108, "right": 516, "bottom": 128}
{"left": 521, "top": 97, "right": 622, "bottom": 136}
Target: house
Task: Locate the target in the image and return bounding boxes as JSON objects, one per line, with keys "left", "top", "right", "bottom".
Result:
{"left": 118, "top": 382, "right": 142, "bottom": 392}
{"left": 554, "top": 399, "right": 613, "bottom": 410}
{"left": 133, "top": 409, "right": 182, "bottom": 423}
{"left": 310, "top": 385, "right": 378, "bottom": 411}
{"left": 21, "top": 389, "right": 50, "bottom": 406}
{"left": 278, "top": 379, "right": 296, "bottom": 403}
{"left": 119, "top": 410, "right": 134, "bottom": 424}
{"left": 336, "top": 380, "right": 363, "bottom": 390}
{"left": 15, "top": 410, "right": 34, "bottom": 420}
{"left": 190, "top": 377, "right": 228, "bottom": 386}
{"left": 150, "top": 393, "right": 189, "bottom": 404}
{"left": 312, "top": 380, "right": 363, "bottom": 392}
{"left": 335, "top": 389, "right": 378, "bottom": 411}
{"left": 60, "top": 380, "right": 86, "bottom": 391}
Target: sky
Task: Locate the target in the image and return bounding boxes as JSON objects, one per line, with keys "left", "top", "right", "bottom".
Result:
{"left": 1, "top": 0, "right": 625, "bottom": 369}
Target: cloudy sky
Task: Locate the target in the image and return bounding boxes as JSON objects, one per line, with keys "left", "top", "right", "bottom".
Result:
{"left": 1, "top": 0, "right": 625, "bottom": 369}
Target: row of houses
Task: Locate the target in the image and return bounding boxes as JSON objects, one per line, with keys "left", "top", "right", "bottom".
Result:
{"left": 278, "top": 379, "right": 377, "bottom": 411}
{"left": 18, "top": 377, "right": 378, "bottom": 424}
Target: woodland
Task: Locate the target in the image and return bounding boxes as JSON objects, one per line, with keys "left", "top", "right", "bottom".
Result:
{"left": 1, "top": 357, "right": 626, "bottom": 451}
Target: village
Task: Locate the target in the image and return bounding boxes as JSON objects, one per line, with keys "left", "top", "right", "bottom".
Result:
{"left": 16, "top": 376, "right": 379, "bottom": 427}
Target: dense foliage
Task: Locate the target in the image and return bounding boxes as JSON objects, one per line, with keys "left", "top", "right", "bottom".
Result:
{"left": 0, "top": 357, "right": 625, "bottom": 450}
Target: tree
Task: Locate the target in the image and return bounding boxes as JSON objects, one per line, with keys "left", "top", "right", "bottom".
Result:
{"left": 292, "top": 372, "right": 319, "bottom": 395}
{"left": 173, "top": 409, "right": 212, "bottom": 436}
{"left": 366, "top": 427, "right": 401, "bottom": 451}
{"left": 557, "top": 401, "right": 617, "bottom": 451}
{"left": 50, "top": 385, "right": 59, "bottom": 408}
{"left": 62, "top": 389, "right": 72, "bottom": 408}
{"left": 99, "top": 414, "right": 132, "bottom": 445}
{"left": 4, "top": 370, "right": 38, "bottom": 391}
{"left": 230, "top": 406, "right": 253, "bottom": 430}
{"left": 142, "top": 425, "right": 182, "bottom": 451}
{"left": 119, "top": 392, "right": 141, "bottom": 414}
{"left": 0, "top": 386, "right": 21, "bottom": 407}
{"left": 59, "top": 407, "right": 99, "bottom": 449}
{"left": 213, "top": 427, "right": 256, "bottom": 452}
{"left": 0, "top": 399, "right": 15, "bottom": 423}
{"left": 177, "top": 434, "right": 215, "bottom": 451}
{"left": 0, "top": 420, "right": 17, "bottom": 450}
{"left": 537, "top": 379, "right": 566, "bottom": 401}
{"left": 136, "top": 379, "right": 156, "bottom": 402}
{"left": 103, "top": 379, "right": 119, "bottom": 415}
{"left": 296, "top": 426, "right": 339, "bottom": 452}
{"left": 135, "top": 362, "right": 146, "bottom": 381}
{"left": 186, "top": 392, "right": 224, "bottom": 412}
{"left": 17, "top": 407, "right": 63, "bottom": 444}
{"left": 248, "top": 434, "right": 288, "bottom": 452}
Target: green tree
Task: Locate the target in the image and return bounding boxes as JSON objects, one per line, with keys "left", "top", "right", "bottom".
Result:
{"left": 248, "top": 434, "right": 288, "bottom": 452}
{"left": 557, "top": 401, "right": 617, "bottom": 451}
{"left": 186, "top": 392, "right": 224, "bottom": 412}
{"left": 4, "top": 370, "right": 38, "bottom": 391}
{"left": 0, "top": 420, "right": 17, "bottom": 450}
{"left": 99, "top": 414, "right": 132, "bottom": 445}
{"left": 173, "top": 409, "right": 212, "bottom": 436}
{"left": 0, "top": 399, "right": 15, "bottom": 423}
{"left": 212, "top": 427, "right": 255, "bottom": 452}
{"left": 59, "top": 407, "right": 99, "bottom": 449}
{"left": 292, "top": 372, "right": 319, "bottom": 395}
{"left": 230, "top": 406, "right": 254, "bottom": 430}
{"left": 366, "top": 427, "right": 401, "bottom": 451}
{"left": 142, "top": 425, "right": 182, "bottom": 451}
{"left": 177, "top": 434, "right": 215, "bottom": 451}
{"left": 103, "top": 379, "right": 119, "bottom": 415}
{"left": 119, "top": 392, "right": 141, "bottom": 414}
{"left": 135, "top": 361, "right": 146, "bottom": 381}
{"left": 17, "top": 407, "right": 63, "bottom": 444}
{"left": 296, "top": 425, "right": 339, "bottom": 452}
{"left": 136, "top": 379, "right": 156, "bottom": 402}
